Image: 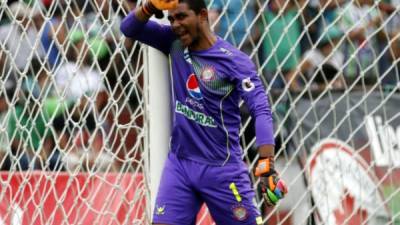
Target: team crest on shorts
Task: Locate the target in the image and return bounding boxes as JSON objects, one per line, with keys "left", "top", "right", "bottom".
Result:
{"left": 155, "top": 204, "right": 165, "bottom": 215}
{"left": 232, "top": 204, "right": 248, "bottom": 221}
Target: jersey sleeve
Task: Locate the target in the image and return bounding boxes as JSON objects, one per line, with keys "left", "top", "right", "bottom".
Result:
{"left": 231, "top": 56, "right": 275, "bottom": 147}
{"left": 120, "top": 11, "right": 176, "bottom": 55}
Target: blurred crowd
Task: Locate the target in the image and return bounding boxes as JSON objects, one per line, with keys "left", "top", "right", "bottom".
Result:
{"left": 0, "top": 0, "right": 142, "bottom": 172}
{"left": 209, "top": 0, "right": 400, "bottom": 91}
{"left": 0, "top": 0, "right": 399, "bottom": 172}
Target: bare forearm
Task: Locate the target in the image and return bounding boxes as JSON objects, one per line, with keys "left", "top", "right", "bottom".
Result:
{"left": 135, "top": 6, "right": 152, "bottom": 22}
{"left": 258, "top": 144, "right": 275, "bottom": 158}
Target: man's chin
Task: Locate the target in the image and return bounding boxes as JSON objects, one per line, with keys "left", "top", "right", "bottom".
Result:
{"left": 181, "top": 41, "right": 191, "bottom": 47}
{"left": 179, "top": 36, "right": 192, "bottom": 47}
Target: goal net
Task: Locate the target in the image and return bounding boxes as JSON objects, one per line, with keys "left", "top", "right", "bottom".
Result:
{"left": 0, "top": 0, "right": 398, "bottom": 224}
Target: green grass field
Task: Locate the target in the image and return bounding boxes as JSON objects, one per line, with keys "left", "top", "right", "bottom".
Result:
{"left": 383, "top": 185, "right": 400, "bottom": 224}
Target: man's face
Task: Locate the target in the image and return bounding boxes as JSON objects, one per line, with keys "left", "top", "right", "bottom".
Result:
{"left": 168, "top": 3, "right": 202, "bottom": 47}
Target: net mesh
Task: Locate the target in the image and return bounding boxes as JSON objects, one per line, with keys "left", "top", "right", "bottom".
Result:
{"left": 0, "top": 0, "right": 148, "bottom": 224}
{"left": 218, "top": 0, "right": 400, "bottom": 224}
{"left": 0, "top": 0, "right": 399, "bottom": 224}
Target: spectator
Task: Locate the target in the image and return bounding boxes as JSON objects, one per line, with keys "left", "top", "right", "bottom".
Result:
{"left": 40, "top": 1, "right": 68, "bottom": 69}
{"left": 7, "top": 84, "right": 47, "bottom": 170}
{"left": 24, "top": 59, "right": 55, "bottom": 99}
{"left": 64, "top": 0, "right": 90, "bottom": 28}
{"left": 50, "top": 107, "right": 86, "bottom": 172}
{"left": 287, "top": 26, "right": 345, "bottom": 91}
{"left": 0, "top": 2, "right": 45, "bottom": 73}
{"left": 105, "top": 95, "right": 144, "bottom": 171}
{"left": 27, "top": 59, "right": 69, "bottom": 170}
{"left": 72, "top": 126, "right": 116, "bottom": 172}
{"left": 51, "top": 28, "right": 114, "bottom": 172}
{"left": 59, "top": 102, "right": 118, "bottom": 172}
{"left": 48, "top": 114, "right": 73, "bottom": 171}
{"left": 305, "top": 0, "right": 345, "bottom": 46}
{"left": 259, "top": 0, "right": 302, "bottom": 89}
{"left": 382, "top": 32, "right": 400, "bottom": 87}
{"left": 0, "top": 45, "right": 17, "bottom": 99}
{"left": 380, "top": 0, "right": 400, "bottom": 86}
{"left": 0, "top": 86, "right": 29, "bottom": 170}
{"left": 54, "top": 29, "right": 105, "bottom": 101}
{"left": 316, "top": 0, "right": 346, "bottom": 35}
{"left": 40, "top": 0, "right": 89, "bottom": 70}
{"left": 337, "top": 0, "right": 383, "bottom": 85}
{"left": 38, "top": 98, "right": 70, "bottom": 171}
{"left": 82, "top": 0, "right": 119, "bottom": 72}
{"left": 85, "top": 0, "right": 122, "bottom": 45}
{"left": 6, "top": 58, "right": 68, "bottom": 170}
{"left": 209, "top": 0, "right": 259, "bottom": 56}
{"left": 382, "top": 0, "right": 400, "bottom": 44}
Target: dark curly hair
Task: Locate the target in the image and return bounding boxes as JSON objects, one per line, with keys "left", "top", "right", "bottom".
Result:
{"left": 179, "top": 0, "right": 207, "bottom": 14}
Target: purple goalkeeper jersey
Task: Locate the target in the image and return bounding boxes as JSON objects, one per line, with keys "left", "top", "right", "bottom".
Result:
{"left": 121, "top": 13, "right": 274, "bottom": 165}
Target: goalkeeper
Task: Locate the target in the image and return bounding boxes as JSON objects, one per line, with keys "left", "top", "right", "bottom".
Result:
{"left": 121, "top": 0, "right": 287, "bottom": 224}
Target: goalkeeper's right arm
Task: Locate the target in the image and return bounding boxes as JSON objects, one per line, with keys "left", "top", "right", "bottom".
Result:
{"left": 120, "top": 0, "right": 178, "bottom": 54}
{"left": 134, "top": 4, "right": 153, "bottom": 22}
{"left": 136, "top": 0, "right": 177, "bottom": 20}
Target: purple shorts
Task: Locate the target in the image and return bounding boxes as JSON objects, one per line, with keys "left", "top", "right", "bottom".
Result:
{"left": 152, "top": 153, "right": 262, "bottom": 225}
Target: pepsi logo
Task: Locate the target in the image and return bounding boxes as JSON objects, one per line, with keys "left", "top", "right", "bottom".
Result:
{"left": 186, "top": 74, "right": 203, "bottom": 100}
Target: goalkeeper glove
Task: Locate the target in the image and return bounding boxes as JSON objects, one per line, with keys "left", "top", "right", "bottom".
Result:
{"left": 255, "top": 157, "right": 288, "bottom": 206}
{"left": 142, "top": 0, "right": 178, "bottom": 19}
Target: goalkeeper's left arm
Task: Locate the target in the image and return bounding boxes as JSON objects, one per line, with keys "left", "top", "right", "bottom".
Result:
{"left": 250, "top": 89, "right": 288, "bottom": 207}
{"left": 231, "top": 54, "right": 288, "bottom": 207}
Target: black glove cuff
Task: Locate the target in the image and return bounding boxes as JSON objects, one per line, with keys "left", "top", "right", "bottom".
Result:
{"left": 143, "top": 1, "right": 164, "bottom": 18}
{"left": 259, "top": 169, "right": 277, "bottom": 177}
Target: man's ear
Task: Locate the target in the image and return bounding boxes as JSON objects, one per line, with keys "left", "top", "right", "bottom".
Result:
{"left": 199, "top": 8, "right": 209, "bottom": 23}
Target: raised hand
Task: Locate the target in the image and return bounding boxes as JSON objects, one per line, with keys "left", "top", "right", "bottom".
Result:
{"left": 142, "top": 0, "right": 178, "bottom": 19}
{"left": 150, "top": 0, "right": 178, "bottom": 10}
